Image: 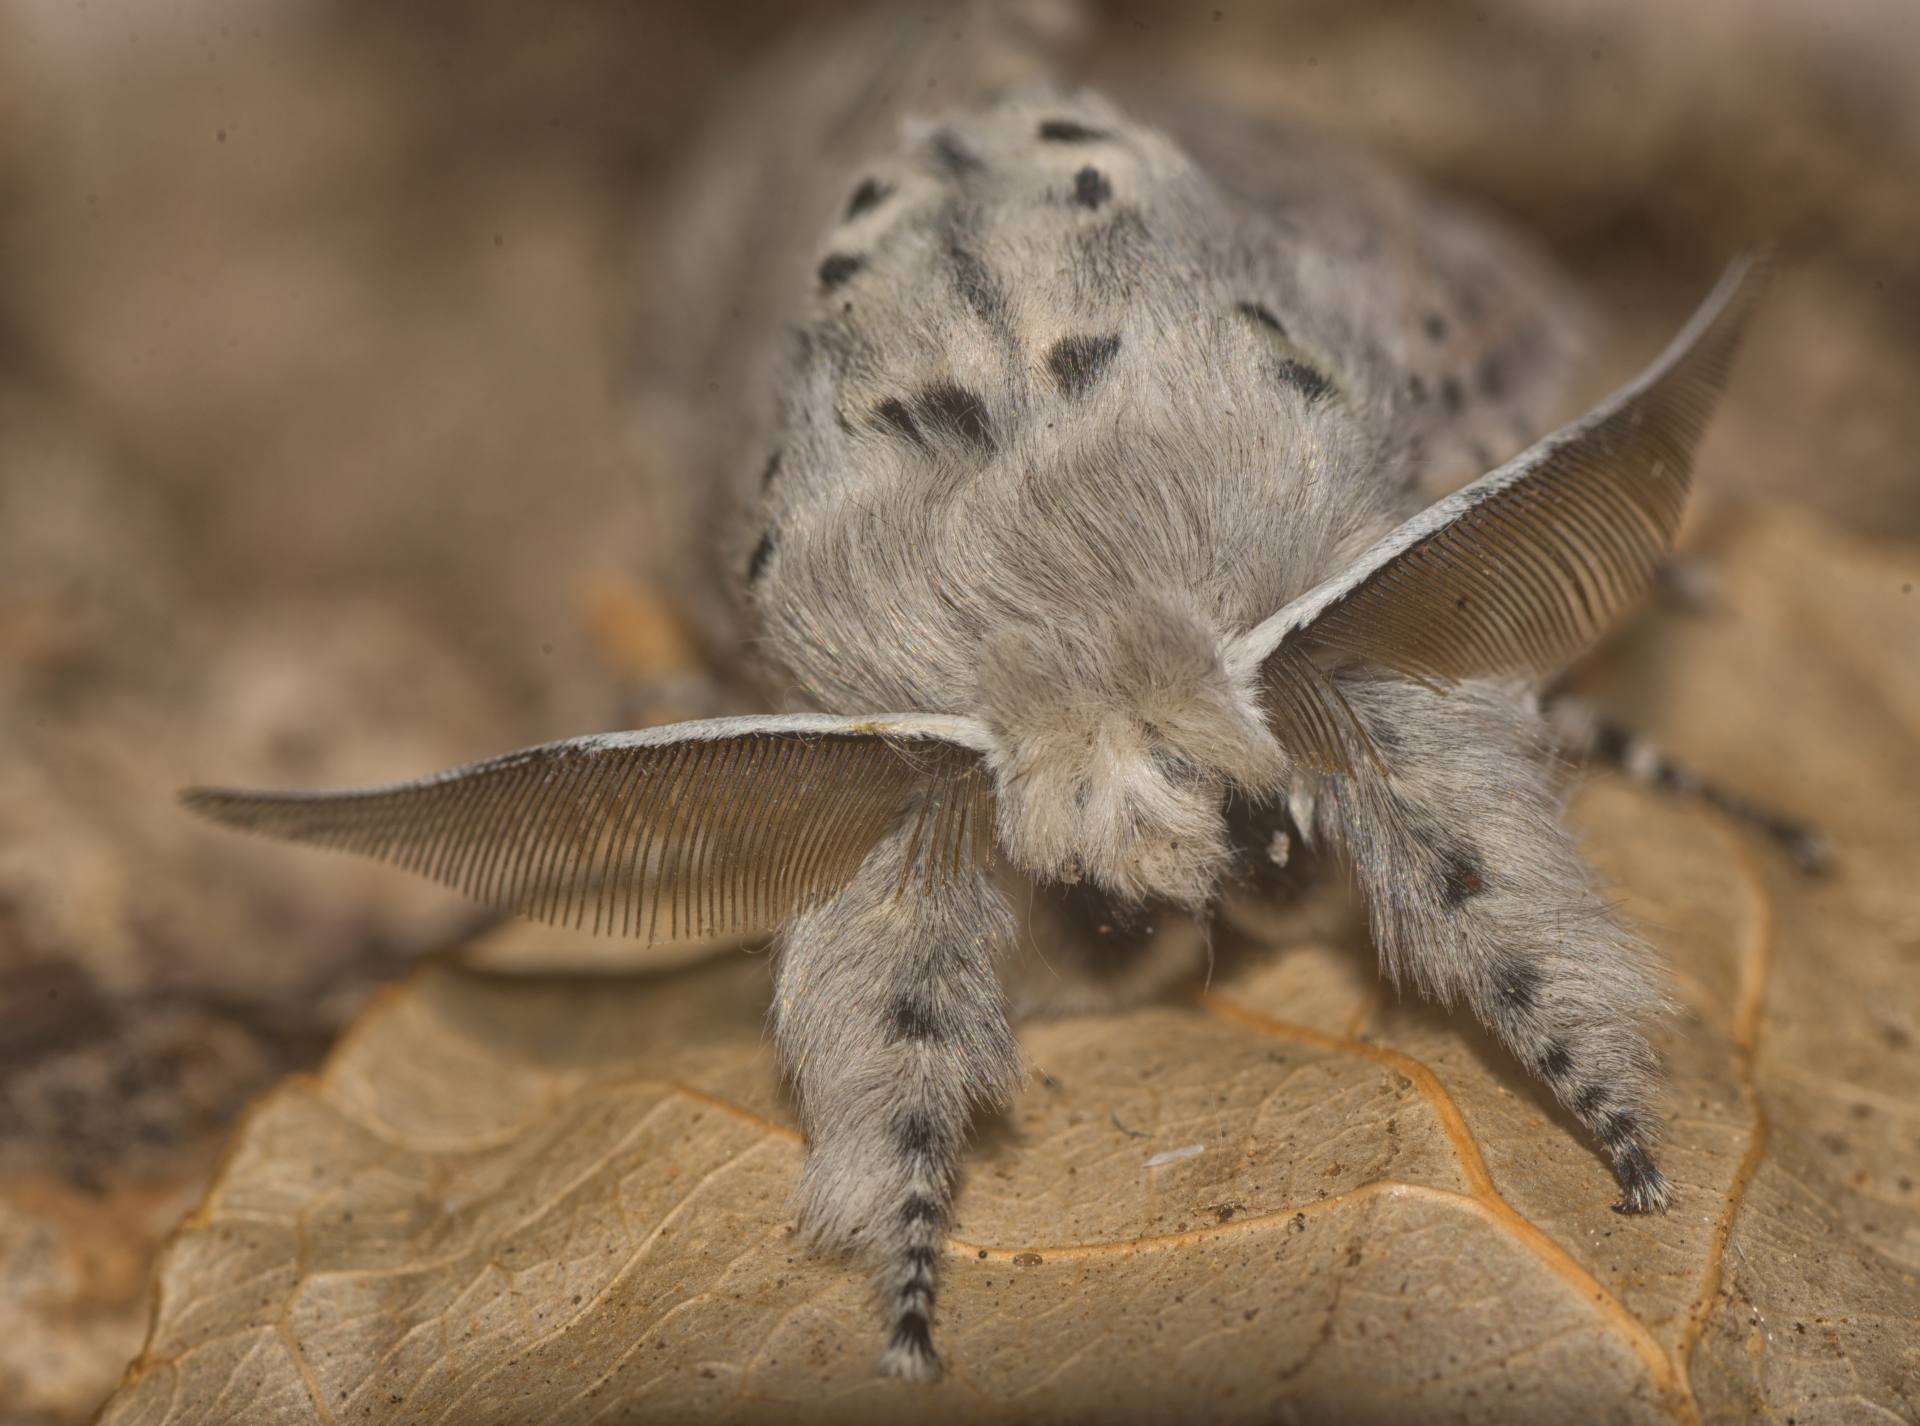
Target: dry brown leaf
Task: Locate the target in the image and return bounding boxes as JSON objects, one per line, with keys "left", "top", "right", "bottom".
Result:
{"left": 93, "top": 505, "right": 1920, "bottom": 1424}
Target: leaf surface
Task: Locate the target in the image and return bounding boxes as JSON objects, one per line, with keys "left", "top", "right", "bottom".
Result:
{"left": 97, "top": 508, "right": 1920, "bottom": 1425}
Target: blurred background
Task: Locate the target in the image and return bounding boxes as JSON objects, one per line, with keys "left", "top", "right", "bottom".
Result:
{"left": 0, "top": 1, "right": 1914, "bottom": 1420}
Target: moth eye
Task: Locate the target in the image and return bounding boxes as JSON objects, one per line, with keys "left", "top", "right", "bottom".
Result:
{"left": 842, "top": 177, "right": 892, "bottom": 222}
{"left": 1045, "top": 333, "right": 1122, "bottom": 396}
{"left": 1037, "top": 117, "right": 1108, "bottom": 143}
{"left": 1071, "top": 166, "right": 1112, "bottom": 210}
{"left": 817, "top": 252, "right": 865, "bottom": 291}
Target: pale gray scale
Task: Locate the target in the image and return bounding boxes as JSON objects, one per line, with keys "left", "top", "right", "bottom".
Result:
{"left": 1129, "top": 95, "right": 1589, "bottom": 503}
{"left": 753, "top": 105, "right": 1412, "bottom": 719}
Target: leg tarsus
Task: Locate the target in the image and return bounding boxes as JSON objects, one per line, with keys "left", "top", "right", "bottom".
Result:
{"left": 1541, "top": 693, "right": 1831, "bottom": 876}
{"left": 876, "top": 1311, "right": 943, "bottom": 1381}
{"left": 1610, "top": 1140, "right": 1673, "bottom": 1215}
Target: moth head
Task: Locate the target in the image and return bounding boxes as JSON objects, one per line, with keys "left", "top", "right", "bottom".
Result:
{"left": 976, "top": 593, "right": 1285, "bottom": 907}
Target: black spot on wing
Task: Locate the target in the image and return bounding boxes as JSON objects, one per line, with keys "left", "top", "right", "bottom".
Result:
{"left": 1046, "top": 333, "right": 1122, "bottom": 396}
{"left": 1072, "top": 166, "right": 1112, "bottom": 209}
{"left": 1236, "top": 301, "right": 1288, "bottom": 336}
{"left": 747, "top": 529, "right": 776, "bottom": 584}
{"left": 1440, "top": 375, "right": 1465, "bottom": 414}
{"left": 875, "top": 397, "right": 926, "bottom": 447}
{"left": 946, "top": 238, "right": 1009, "bottom": 331}
{"left": 918, "top": 383, "right": 994, "bottom": 451}
{"left": 844, "top": 177, "right": 891, "bottom": 221}
{"left": 1276, "top": 359, "right": 1334, "bottom": 404}
{"left": 1424, "top": 311, "right": 1449, "bottom": 342}
{"left": 759, "top": 450, "right": 781, "bottom": 489}
{"left": 1573, "top": 1083, "right": 1608, "bottom": 1119}
{"left": 1038, "top": 117, "right": 1108, "bottom": 142}
{"left": 817, "top": 253, "right": 865, "bottom": 291}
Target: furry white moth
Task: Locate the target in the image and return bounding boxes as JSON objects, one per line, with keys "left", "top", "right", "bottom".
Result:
{"left": 183, "top": 67, "right": 1797, "bottom": 1381}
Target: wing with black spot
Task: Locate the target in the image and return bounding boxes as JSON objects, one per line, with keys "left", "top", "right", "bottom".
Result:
{"left": 1237, "top": 253, "right": 1768, "bottom": 771}
{"left": 1148, "top": 97, "right": 1592, "bottom": 496}
{"left": 182, "top": 713, "right": 996, "bottom": 942}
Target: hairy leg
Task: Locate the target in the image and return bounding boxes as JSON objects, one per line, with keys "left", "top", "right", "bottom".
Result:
{"left": 1542, "top": 692, "right": 1829, "bottom": 873}
{"left": 1318, "top": 678, "right": 1674, "bottom": 1213}
{"left": 773, "top": 826, "right": 1021, "bottom": 1379}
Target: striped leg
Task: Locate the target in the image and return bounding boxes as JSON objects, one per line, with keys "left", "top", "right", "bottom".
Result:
{"left": 772, "top": 825, "right": 1020, "bottom": 1380}
{"left": 1543, "top": 694, "right": 1829, "bottom": 873}
{"left": 1324, "top": 679, "right": 1674, "bottom": 1213}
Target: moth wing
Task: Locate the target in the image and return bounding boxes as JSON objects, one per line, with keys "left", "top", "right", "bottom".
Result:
{"left": 635, "top": 3, "right": 1073, "bottom": 656}
{"left": 182, "top": 713, "right": 996, "bottom": 943}
{"left": 1147, "top": 100, "right": 1591, "bottom": 500}
{"left": 1233, "top": 252, "right": 1768, "bottom": 771}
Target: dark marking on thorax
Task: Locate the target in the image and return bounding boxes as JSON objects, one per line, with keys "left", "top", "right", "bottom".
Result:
{"left": 1046, "top": 333, "right": 1123, "bottom": 396}
{"left": 1038, "top": 118, "right": 1109, "bottom": 143}
{"left": 917, "top": 382, "right": 994, "bottom": 451}
{"left": 1072, "top": 166, "right": 1113, "bottom": 210}
{"left": 844, "top": 177, "right": 892, "bottom": 221}
{"left": 818, "top": 253, "right": 866, "bottom": 291}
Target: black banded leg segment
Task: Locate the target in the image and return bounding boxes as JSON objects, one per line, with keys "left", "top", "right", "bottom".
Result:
{"left": 773, "top": 825, "right": 1020, "bottom": 1380}
{"left": 1319, "top": 679, "right": 1674, "bottom": 1213}
{"left": 1542, "top": 692, "right": 1829, "bottom": 873}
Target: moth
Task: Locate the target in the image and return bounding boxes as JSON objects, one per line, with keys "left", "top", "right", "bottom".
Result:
{"left": 183, "top": 28, "right": 1806, "bottom": 1382}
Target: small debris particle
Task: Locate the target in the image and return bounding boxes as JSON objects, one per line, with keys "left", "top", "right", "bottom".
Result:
{"left": 1145, "top": 1143, "right": 1205, "bottom": 1168}
{"left": 1012, "top": 1252, "right": 1043, "bottom": 1267}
